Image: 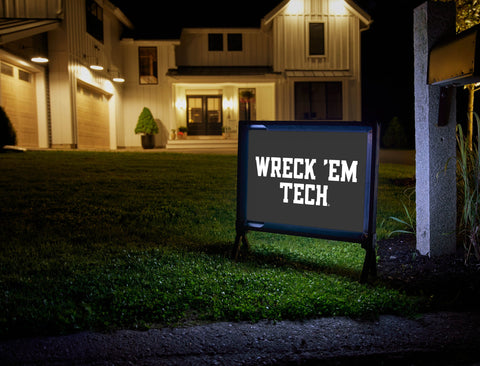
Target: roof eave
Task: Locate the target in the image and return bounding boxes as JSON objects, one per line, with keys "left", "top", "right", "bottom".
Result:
{"left": 262, "top": 0, "right": 373, "bottom": 30}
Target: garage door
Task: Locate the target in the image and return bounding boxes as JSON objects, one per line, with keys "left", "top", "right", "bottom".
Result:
{"left": 0, "top": 61, "right": 38, "bottom": 148}
{"left": 76, "top": 83, "right": 110, "bottom": 149}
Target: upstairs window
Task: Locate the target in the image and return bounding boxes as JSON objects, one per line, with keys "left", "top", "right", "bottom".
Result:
{"left": 138, "top": 47, "right": 158, "bottom": 84}
{"left": 86, "top": 0, "right": 104, "bottom": 42}
{"left": 208, "top": 34, "right": 223, "bottom": 51}
{"left": 227, "top": 33, "right": 243, "bottom": 51}
{"left": 308, "top": 22, "right": 325, "bottom": 56}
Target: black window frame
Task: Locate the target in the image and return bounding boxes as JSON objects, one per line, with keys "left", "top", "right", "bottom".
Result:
{"left": 227, "top": 33, "right": 243, "bottom": 51}
{"left": 308, "top": 22, "right": 325, "bottom": 56}
{"left": 86, "top": 0, "right": 104, "bottom": 43}
{"left": 208, "top": 33, "right": 223, "bottom": 51}
{"left": 138, "top": 46, "right": 158, "bottom": 85}
{"left": 294, "top": 81, "right": 343, "bottom": 121}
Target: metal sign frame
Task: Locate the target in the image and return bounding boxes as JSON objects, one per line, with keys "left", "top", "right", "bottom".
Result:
{"left": 233, "top": 121, "right": 380, "bottom": 282}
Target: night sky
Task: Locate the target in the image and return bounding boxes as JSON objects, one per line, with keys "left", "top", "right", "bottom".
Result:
{"left": 111, "top": 0, "right": 473, "bottom": 141}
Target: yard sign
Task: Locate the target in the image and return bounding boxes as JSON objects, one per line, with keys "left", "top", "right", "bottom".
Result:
{"left": 234, "top": 121, "right": 379, "bottom": 282}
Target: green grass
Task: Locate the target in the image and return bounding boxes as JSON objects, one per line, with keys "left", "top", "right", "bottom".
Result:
{"left": 0, "top": 151, "right": 417, "bottom": 338}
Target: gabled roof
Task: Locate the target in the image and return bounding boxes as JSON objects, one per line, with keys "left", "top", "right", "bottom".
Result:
{"left": 262, "top": 0, "right": 372, "bottom": 30}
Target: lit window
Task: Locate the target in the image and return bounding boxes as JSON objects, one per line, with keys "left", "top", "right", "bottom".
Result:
{"left": 138, "top": 47, "right": 158, "bottom": 85}
{"left": 239, "top": 89, "right": 256, "bottom": 121}
{"left": 309, "top": 23, "right": 325, "bottom": 56}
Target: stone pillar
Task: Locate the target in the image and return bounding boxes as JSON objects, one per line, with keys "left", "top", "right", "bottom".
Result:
{"left": 414, "top": 1, "right": 457, "bottom": 257}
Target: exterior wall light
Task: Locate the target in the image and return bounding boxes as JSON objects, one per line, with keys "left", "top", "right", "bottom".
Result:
{"left": 90, "top": 63, "right": 104, "bottom": 71}
{"left": 31, "top": 56, "right": 49, "bottom": 63}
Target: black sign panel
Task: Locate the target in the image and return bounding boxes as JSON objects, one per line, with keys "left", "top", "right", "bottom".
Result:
{"left": 236, "top": 121, "right": 379, "bottom": 244}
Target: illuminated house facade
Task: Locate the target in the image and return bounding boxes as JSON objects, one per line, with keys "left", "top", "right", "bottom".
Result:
{"left": 0, "top": 0, "right": 371, "bottom": 149}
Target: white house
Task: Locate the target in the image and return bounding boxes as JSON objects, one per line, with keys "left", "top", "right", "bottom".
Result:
{"left": 0, "top": 0, "right": 371, "bottom": 149}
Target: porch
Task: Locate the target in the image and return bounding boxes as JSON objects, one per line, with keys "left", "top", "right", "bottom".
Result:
{"left": 166, "top": 137, "right": 238, "bottom": 154}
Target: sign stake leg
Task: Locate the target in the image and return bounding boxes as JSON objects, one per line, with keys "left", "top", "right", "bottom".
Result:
{"left": 360, "top": 236, "right": 377, "bottom": 283}
{"left": 232, "top": 232, "right": 250, "bottom": 261}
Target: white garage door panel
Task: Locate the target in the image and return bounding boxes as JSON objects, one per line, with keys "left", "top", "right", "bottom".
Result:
{"left": 0, "top": 61, "right": 38, "bottom": 148}
{"left": 76, "top": 84, "right": 109, "bottom": 149}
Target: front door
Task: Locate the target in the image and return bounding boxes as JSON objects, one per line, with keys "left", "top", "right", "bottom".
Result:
{"left": 187, "top": 95, "right": 223, "bottom": 136}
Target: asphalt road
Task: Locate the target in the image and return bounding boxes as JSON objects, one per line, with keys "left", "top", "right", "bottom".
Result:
{"left": 1, "top": 312, "right": 480, "bottom": 365}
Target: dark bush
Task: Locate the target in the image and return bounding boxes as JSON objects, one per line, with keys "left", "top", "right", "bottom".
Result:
{"left": 0, "top": 106, "right": 16, "bottom": 148}
{"left": 382, "top": 116, "right": 409, "bottom": 149}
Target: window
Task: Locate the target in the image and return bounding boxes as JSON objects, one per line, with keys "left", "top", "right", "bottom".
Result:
{"left": 18, "top": 69, "right": 32, "bottom": 83}
{"left": 138, "top": 47, "right": 158, "bottom": 84}
{"left": 295, "top": 82, "right": 342, "bottom": 120}
{"left": 86, "top": 0, "right": 103, "bottom": 42}
{"left": 239, "top": 88, "right": 256, "bottom": 121}
{"left": 309, "top": 22, "right": 325, "bottom": 56}
{"left": 228, "top": 33, "right": 243, "bottom": 51}
{"left": 1, "top": 62, "right": 13, "bottom": 77}
{"left": 208, "top": 34, "right": 223, "bottom": 51}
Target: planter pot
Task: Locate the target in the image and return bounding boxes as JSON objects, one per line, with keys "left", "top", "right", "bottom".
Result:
{"left": 141, "top": 134, "right": 155, "bottom": 149}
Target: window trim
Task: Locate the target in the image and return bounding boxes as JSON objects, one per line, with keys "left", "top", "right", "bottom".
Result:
{"left": 208, "top": 33, "right": 224, "bottom": 52}
{"left": 227, "top": 33, "right": 243, "bottom": 52}
{"left": 138, "top": 46, "right": 158, "bottom": 85}
{"left": 307, "top": 21, "right": 326, "bottom": 58}
{"left": 86, "top": 0, "right": 104, "bottom": 43}
{"left": 294, "top": 81, "right": 343, "bottom": 121}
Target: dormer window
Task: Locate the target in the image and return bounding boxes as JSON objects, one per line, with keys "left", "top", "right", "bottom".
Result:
{"left": 227, "top": 33, "right": 242, "bottom": 51}
{"left": 208, "top": 34, "right": 223, "bottom": 51}
{"left": 208, "top": 33, "right": 243, "bottom": 52}
{"left": 308, "top": 22, "right": 325, "bottom": 56}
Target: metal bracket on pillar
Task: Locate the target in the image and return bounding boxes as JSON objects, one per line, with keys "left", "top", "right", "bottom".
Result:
{"left": 438, "top": 86, "right": 454, "bottom": 126}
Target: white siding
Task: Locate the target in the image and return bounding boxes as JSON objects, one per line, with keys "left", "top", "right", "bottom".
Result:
{"left": 176, "top": 28, "right": 272, "bottom": 67}
{"left": 270, "top": 0, "right": 364, "bottom": 121}
{"left": 120, "top": 40, "right": 179, "bottom": 147}
{"left": 1, "top": 0, "right": 62, "bottom": 18}
{"left": 48, "top": 0, "right": 126, "bottom": 148}
{"left": 272, "top": 0, "right": 358, "bottom": 72}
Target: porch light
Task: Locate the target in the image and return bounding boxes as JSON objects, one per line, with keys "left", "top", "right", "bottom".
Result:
{"left": 90, "top": 45, "right": 104, "bottom": 71}
{"left": 330, "top": 0, "right": 347, "bottom": 15}
{"left": 285, "top": 0, "right": 303, "bottom": 15}
{"left": 175, "top": 98, "right": 186, "bottom": 110}
{"left": 90, "top": 63, "right": 104, "bottom": 71}
{"left": 31, "top": 56, "right": 49, "bottom": 63}
{"left": 110, "top": 70, "right": 125, "bottom": 82}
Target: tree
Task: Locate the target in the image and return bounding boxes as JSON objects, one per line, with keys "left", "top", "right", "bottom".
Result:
{"left": 433, "top": 0, "right": 480, "bottom": 32}
{"left": 134, "top": 107, "right": 159, "bottom": 135}
{"left": 434, "top": 0, "right": 480, "bottom": 149}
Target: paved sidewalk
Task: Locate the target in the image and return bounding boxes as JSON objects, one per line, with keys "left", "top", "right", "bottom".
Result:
{"left": 1, "top": 312, "right": 479, "bottom": 365}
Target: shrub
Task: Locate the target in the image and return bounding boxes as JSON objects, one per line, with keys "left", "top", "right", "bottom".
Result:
{"left": 382, "top": 116, "right": 409, "bottom": 149}
{"left": 456, "top": 114, "right": 480, "bottom": 264}
{"left": 134, "top": 107, "right": 159, "bottom": 135}
{"left": 0, "top": 106, "right": 16, "bottom": 148}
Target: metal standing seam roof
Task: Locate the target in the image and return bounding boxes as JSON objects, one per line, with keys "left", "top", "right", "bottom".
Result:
{"left": 167, "top": 66, "right": 279, "bottom": 77}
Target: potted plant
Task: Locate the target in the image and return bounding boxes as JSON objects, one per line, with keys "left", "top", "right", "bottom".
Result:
{"left": 135, "top": 107, "right": 159, "bottom": 149}
{"left": 178, "top": 126, "right": 188, "bottom": 139}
